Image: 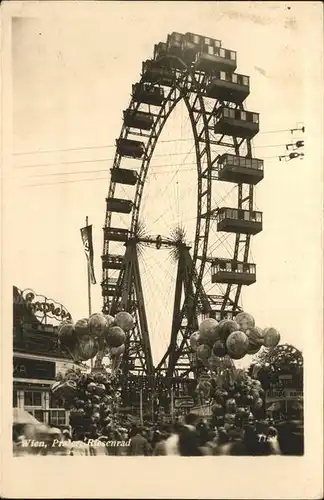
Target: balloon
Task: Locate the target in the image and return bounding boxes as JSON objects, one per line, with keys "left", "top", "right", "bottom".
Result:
{"left": 225, "top": 398, "right": 237, "bottom": 413}
{"left": 199, "top": 318, "right": 219, "bottom": 345}
{"left": 58, "top": 322, "right": 76, "bottom": 346}
{"left": 56, "top": 380, "right": 78, "bottom": 400}
{"left": 75, "top": 318, "right": 90, "bottom": 336}
{"left": 235, "top": 312, "right": 255, "bottom": 332}
{"left": 89, "top": 313, "right": 107, "bottom": 338}
{"left": 263, "top": 327, "right": 280, "bottom": 348}
{"left": 212, "top": 340, "right": 227, "bottom": 357}
{"left": 217, "top": 319, "right": 240, "bottom": 343}
{"left": 115, "top": 311, "right": 134, "bottom": 332}
{"left": 214, "top": 389, "right": 228, "bottom": 405}
{"left": 105, "top": 325, "right": 126, "bottom": 348}
{"left": 104, "top": 314, "right": 115, "bottom": 327}
{"left": 87, "top": 382, "right": 96, "bottom": 392}
{"left": 245, "top": 326, "right": 264, "bottom": 349}
{"left": 197, "top": 381, "right": 211, "bottom": 398}
{"left": 110, "top": 344, "right": 125, "bottom": 357}
{"left": 196, "top": 344, "right": 211, "bottom": 361}
{"left": 247, "top": 343, "right": 262, "bottom": 355}
{"left": 226, "top": 331, "right": 249, "bottom": 358}
{"left": 189, "top": 331, "right": 200, "bottom": 352}
{"left": 224, "top": 413, "right": 236, "bottom": 425}
{"left": 253, "top": 398, "right": 263, "bottom": 410}
{"left": 74, "top": 337, "right": 99, "bottom": 361}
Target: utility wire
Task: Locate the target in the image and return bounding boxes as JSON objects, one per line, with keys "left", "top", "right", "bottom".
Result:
{"left": 20, "top": 154, "right": 278, "bottom": 179}
{"left": 21, "top": 156, "right": 280, "bottom": 188}
{"left": 14, "top": 146, "right": 289, "bottom": 171}
{"left": 13, "top": 126, "right": 303, "bottom": 157}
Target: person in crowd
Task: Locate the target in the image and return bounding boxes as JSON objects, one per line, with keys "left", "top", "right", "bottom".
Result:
{"left": 213, "top": 426, "right": 230, "bottom": 455}
{"left": 163, "top": 423, "right": 181, "bottom": 456}
{"left": 128, "top": 426, "right": 152, "bottom": 456}
{"left": 228, "top": 422, "right": 277, "bottom": 456}
{"left": 115, "top": 427, "right": 130, "bottom": 456}
{"left": 277, "top": 419, "right": 304, "bottom": 455}
{"left": 152, "top": 430, "right": 168, "bottom": 456}
{"left": 70, "top": 431, "right": 90, "bottom": 456}
{"left": 46, "top": 427, "right": 64, "bottom": 455}
{"left": 178, "top": 413, "right": 203, "bottom": 456}
{"left": 199, "top": 430, "right": 218, "bottom": 455}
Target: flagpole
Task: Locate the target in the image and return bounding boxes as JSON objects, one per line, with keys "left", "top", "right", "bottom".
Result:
{"left": 85, "top": 216, "right": 93, "bottom": 370}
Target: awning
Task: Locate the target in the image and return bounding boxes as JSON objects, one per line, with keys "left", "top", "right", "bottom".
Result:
{"left": 13, "top": 408, "right": 41, "bottom": 425}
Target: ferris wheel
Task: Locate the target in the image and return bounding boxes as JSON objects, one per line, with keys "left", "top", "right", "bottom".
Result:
{"left": 100, "top": 32, "right": 263, "bottom": 381}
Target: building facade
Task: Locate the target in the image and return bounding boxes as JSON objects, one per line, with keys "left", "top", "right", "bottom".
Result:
{"left": 13, "top": 286, "right": 85, "bottom": 428}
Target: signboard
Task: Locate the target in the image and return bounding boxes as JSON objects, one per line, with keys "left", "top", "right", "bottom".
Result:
{"left": 190, "top": 405, "right": 213, "bottom": 417}
{"left": 266, "top": 389, "right": 303, "bottom": 402}
{"left": 14, "top": 287, "right": 72, "bottom": 324}
{"left": 13, "top": 356, "right": 56, "bottom": 381}
{"left": 174, "top": 397, "right": 195, "bottom": 409}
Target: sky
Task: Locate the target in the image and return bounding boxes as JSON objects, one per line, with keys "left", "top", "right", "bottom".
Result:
{"left": 5, "top": 1, "right": 323, "bottom": 367}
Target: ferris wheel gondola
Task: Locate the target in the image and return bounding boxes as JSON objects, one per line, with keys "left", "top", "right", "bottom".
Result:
{"left": 100, "top": 32, "right": 264, "bottom": 381}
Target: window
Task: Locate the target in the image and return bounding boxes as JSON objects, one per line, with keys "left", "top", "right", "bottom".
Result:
{"left": 34, "top": 409, "right": 46, "bottom": 423}
{"left": 223, "top": 107, "right": 230, "bottom": 118}
{"left": 258, "top": 160, "right": 263, "bottom": 170}
{"left": 220, "top": 71, "right": 226, "bottom": 81}
{"left": 226, "top": 262, "right": 232, "bottom": 272}
{"left": 233, "top": 156, "right": 240, "bottom": 166}
{"left": 193, "top": 35, "right": 200, "bottom": 44}
{"left": 252, "top": 113, "right": 259, "bottom": 123}
{"left": 241, "top": 111, "right": 247, "bottom": 121}
{"left": 232, "top": 73, "right": 238, "bottom": 84}
{"left": 230, "top": 51, "right": 236, "bottom": 61}
{"left": 214, "top": 39, "right": 221, "bottom": 48}
{"left": 220, "top": 48, "right": 226, "bottom": 58}
{"left": 229, "top": 108, "right": 235, "bottom": 119}
{"left": 242, "top": 76, "right": 249, "bottom": 86}
{"left": 256, "top": 212, "right": 262, "bottom": 222}
{"left": 24, "top": 391, "right": 42, "bottom": 406}
{"left": 13, "top": 390, "right": 17, "bottom": 408}
{"left": 49, "top": 410, "right": 66, "bottom": 427}
{"left": 229, "top": 209, "right": 238, "bottom": 219}
{"left": 50, "top": 393, "right": 65, "bottom": 409}
{"left": 252, "top": 159, "right": 258, "bottom": 169}
{"left": 237, "top": 263, "right": 243, "bottom": 273}
{"left": 207, "top": 45, "right": 214, "bottom": 55}
{"left": 204, "top": 37, "right": 211, "bottom": 45}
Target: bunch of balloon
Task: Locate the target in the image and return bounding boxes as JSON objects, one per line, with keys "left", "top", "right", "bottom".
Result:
{"left": 190, "top": 312, "right": 281, "bottom": 374}
{"left": 50, "top": 367, "right": 124, "bottom": 440}
{"left": 57, "top": 311, "right": 134, "bottom": 374}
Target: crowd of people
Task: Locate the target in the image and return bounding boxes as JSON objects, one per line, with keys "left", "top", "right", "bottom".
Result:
{"left": 13, "top": 412, "right": 304, "bottom": 457}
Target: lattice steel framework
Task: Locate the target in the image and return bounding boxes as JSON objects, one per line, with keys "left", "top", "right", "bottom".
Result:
{"left": 100, "top": 32, "right": 263, "bottom": 380}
